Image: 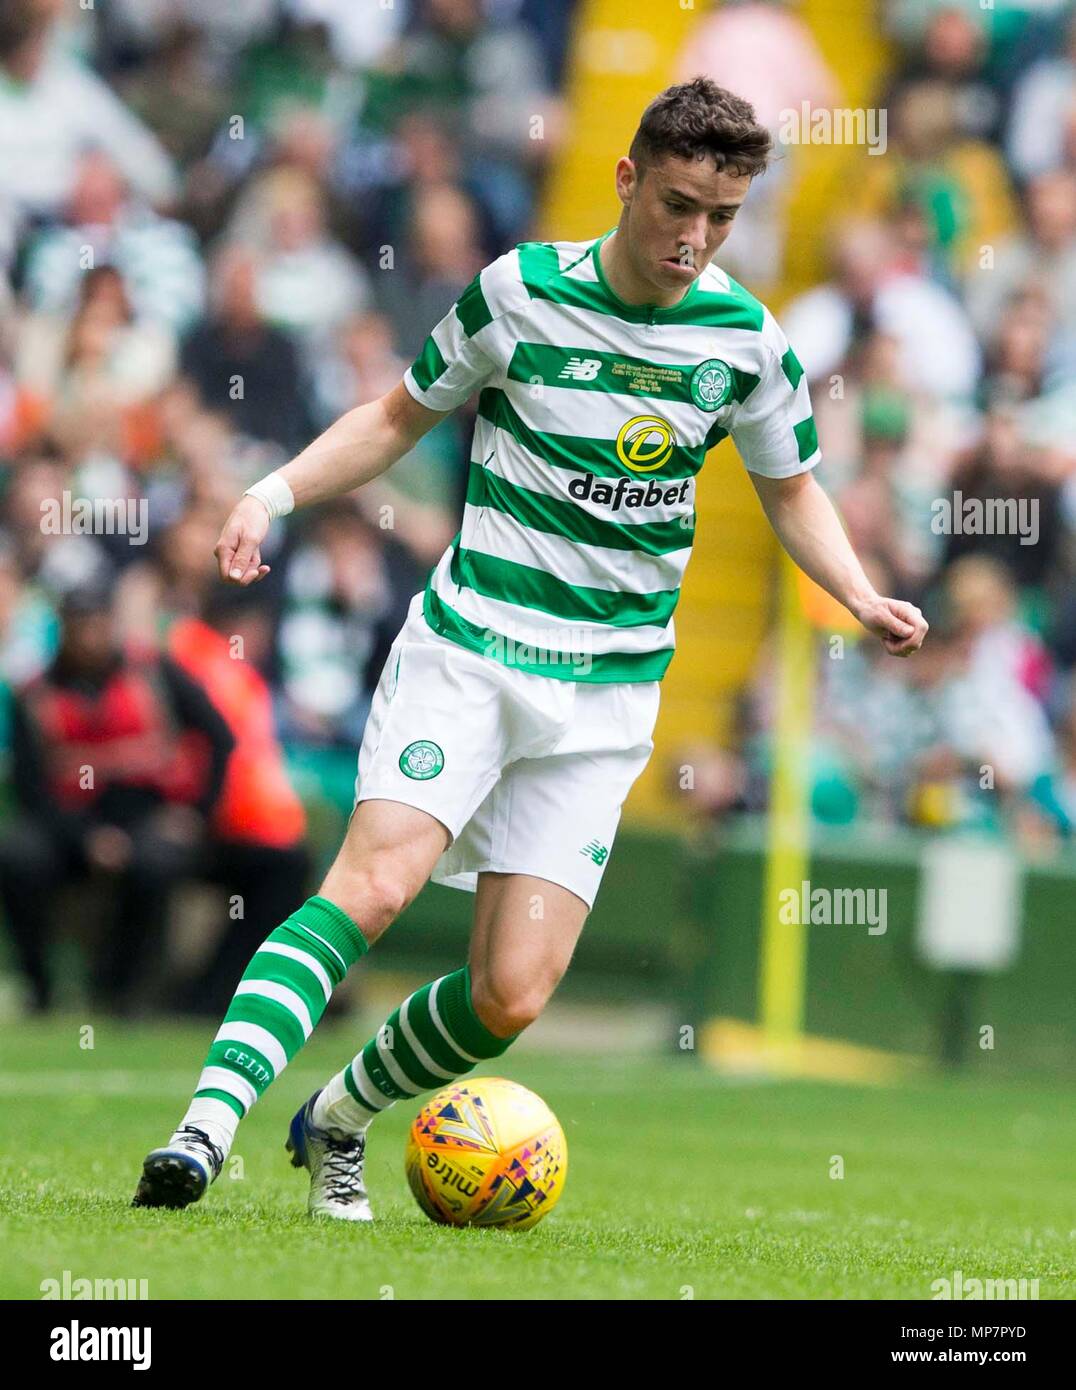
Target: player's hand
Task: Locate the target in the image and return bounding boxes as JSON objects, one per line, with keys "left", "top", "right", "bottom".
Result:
{"left": 215, "top": 495, "right": 272, "bottom": 586}
{"left": 856, "top": 595, "right": 929, "bottom": 658}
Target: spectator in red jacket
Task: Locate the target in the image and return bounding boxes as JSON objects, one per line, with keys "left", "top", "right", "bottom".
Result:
{"left": 0, "top": 577, "right": 233, "bottom": 1013}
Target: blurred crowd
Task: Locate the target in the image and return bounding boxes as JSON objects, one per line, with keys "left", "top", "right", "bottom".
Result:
{"left": 681, "top": 2, "right": 1076, "bottom": 847}
{"left": 0, "top": 0, "right": 571, "bottom": 1011}
{"left": 2, "top": 0, "right": 1075, "bottom": 1013}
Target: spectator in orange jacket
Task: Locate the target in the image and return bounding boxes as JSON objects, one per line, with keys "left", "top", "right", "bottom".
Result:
{"left": 165, "top": 586, "right": 311, "bottom": 1015}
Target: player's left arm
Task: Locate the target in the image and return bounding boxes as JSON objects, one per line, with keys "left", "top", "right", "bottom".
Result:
{"left": 749, "top": 468, "right": 928, "bottom": 657}
{"left": 728, "top": 311, "right": 926, "bottom": 658}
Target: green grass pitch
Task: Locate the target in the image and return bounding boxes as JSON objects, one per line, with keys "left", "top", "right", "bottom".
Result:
{"left": 0, "top": 1016, "right": 1072, "bottom": 1300}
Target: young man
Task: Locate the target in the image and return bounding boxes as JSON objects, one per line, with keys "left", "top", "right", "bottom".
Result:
{"left": 134, "top": 79, "right": 927, "bottom": 1218}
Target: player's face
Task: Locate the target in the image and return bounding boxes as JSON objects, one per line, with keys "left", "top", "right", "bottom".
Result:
{"left": 616, "top": 153, "right": 752, "bottom": 294}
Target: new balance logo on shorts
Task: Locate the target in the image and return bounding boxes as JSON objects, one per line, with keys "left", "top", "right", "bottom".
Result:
{"left": 580, "top": 839, "right": 608, "bottom": 866}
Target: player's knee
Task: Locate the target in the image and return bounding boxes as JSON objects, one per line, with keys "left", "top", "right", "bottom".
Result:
{"left": 323, "top": 865, "right": 411, "bottom": 941}
{"left": 470, "top": 973, "right": 553, "bottom": 1038}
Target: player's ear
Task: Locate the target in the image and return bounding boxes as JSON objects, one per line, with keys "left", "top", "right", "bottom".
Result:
{"left": 615, "top": 156, "right": 638, "bottom": 205}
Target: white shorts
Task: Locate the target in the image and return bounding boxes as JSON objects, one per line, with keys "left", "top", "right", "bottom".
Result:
{"left": 353, "top": 594, "right": 660, "bottom": 908}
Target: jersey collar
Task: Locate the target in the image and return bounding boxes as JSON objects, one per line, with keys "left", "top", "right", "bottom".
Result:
{"left": 589, "top": 228, "right": 702, "bottom": 323}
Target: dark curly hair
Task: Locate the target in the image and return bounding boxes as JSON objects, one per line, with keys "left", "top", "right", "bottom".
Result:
{"left": 629, "top": 77, "right": 772, "bottom": 180}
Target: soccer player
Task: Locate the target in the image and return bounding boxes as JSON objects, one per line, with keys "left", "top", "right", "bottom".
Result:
{"left": 134, "top": 79, "right": 927, "bottom": 1218}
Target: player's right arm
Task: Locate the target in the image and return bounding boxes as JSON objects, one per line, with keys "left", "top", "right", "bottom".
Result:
{"left": 215, "top": 382, "right": 445, "bottom": 585}
{"left": 218, "top": 250, "right": 520, "bottom": 585}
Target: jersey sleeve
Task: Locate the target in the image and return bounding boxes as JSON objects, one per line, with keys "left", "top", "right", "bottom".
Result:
{"left": 726, "top": 310, "right": 821, "bottom": 478}
{"left": 403, "top": 267, "right": 507, "bottom": 412}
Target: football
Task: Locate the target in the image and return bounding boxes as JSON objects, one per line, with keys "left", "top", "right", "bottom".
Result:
{"left": 405, "top": 1077, "right": 567, "bottom": 1230}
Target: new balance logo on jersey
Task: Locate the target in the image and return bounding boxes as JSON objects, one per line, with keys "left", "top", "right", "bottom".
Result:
{"left": 558, "top": 357, "right": 602, "bottom": 381}
{"left": 580, "top": 839, "right": 608, "bottom": 866}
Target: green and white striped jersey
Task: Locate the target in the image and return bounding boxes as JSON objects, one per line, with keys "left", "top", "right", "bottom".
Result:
{"left": 403, "top": 230, "right": 820, "bottom": 683}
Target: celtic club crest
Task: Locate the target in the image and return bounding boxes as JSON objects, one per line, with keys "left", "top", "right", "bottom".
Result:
{"left": 399, "top": 740, "right": 445, "bottom": 780}
{"left": 689, "top": 359, "right": 733, "bottom": 412}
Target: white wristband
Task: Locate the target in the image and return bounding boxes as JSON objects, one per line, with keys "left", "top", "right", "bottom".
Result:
{"left": 243, "top": 473, "right": 295, "bottom": 521}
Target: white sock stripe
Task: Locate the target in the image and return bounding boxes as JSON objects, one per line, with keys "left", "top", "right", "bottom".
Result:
{"left": 374, "top": 1026, "right": 425, "bottom": 1097}
{"left": 214, "top": 1021, "right": 288, "bottom": 1076}
{"left": 257, "top": 942, "right": 333, "bottom": 1003}
{"left": 291, "top": 921, "right": 348, "bottom": 976}
{"left": 315, "top": 1071, "right": 374, "bottom": 1134}
{"left": 428, "top": 977, "right": 483, "bottom": 1066}
{"left": 400, "top": 994, "right": 457, "bottom": 1081}
{"left": 235, "top": 980, "right": 314, "bottom": 1039}
{"left": 320, "top": 1068, "right": 352, "bottom": 1112}
{"left": 197, "top": 1065, "right": 258, "bottom": 1113}
{"left": 351, "top": 1054, "right": 394, "bottom": 1112}
{"left": 183, "top": 1096, "right": 242, "bottom": 1137}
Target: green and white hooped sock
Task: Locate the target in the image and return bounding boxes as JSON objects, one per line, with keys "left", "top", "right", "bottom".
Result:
{"left": 175, "top": 896, "right": 368, "bottom": 1156}
{"left": 312, "top": 966, "right": 517, "bottom": 1136}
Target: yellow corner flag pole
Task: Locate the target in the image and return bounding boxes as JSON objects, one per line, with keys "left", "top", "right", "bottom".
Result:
{"left": 758, "top": 553, "right": 817, "bottom": 1053}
